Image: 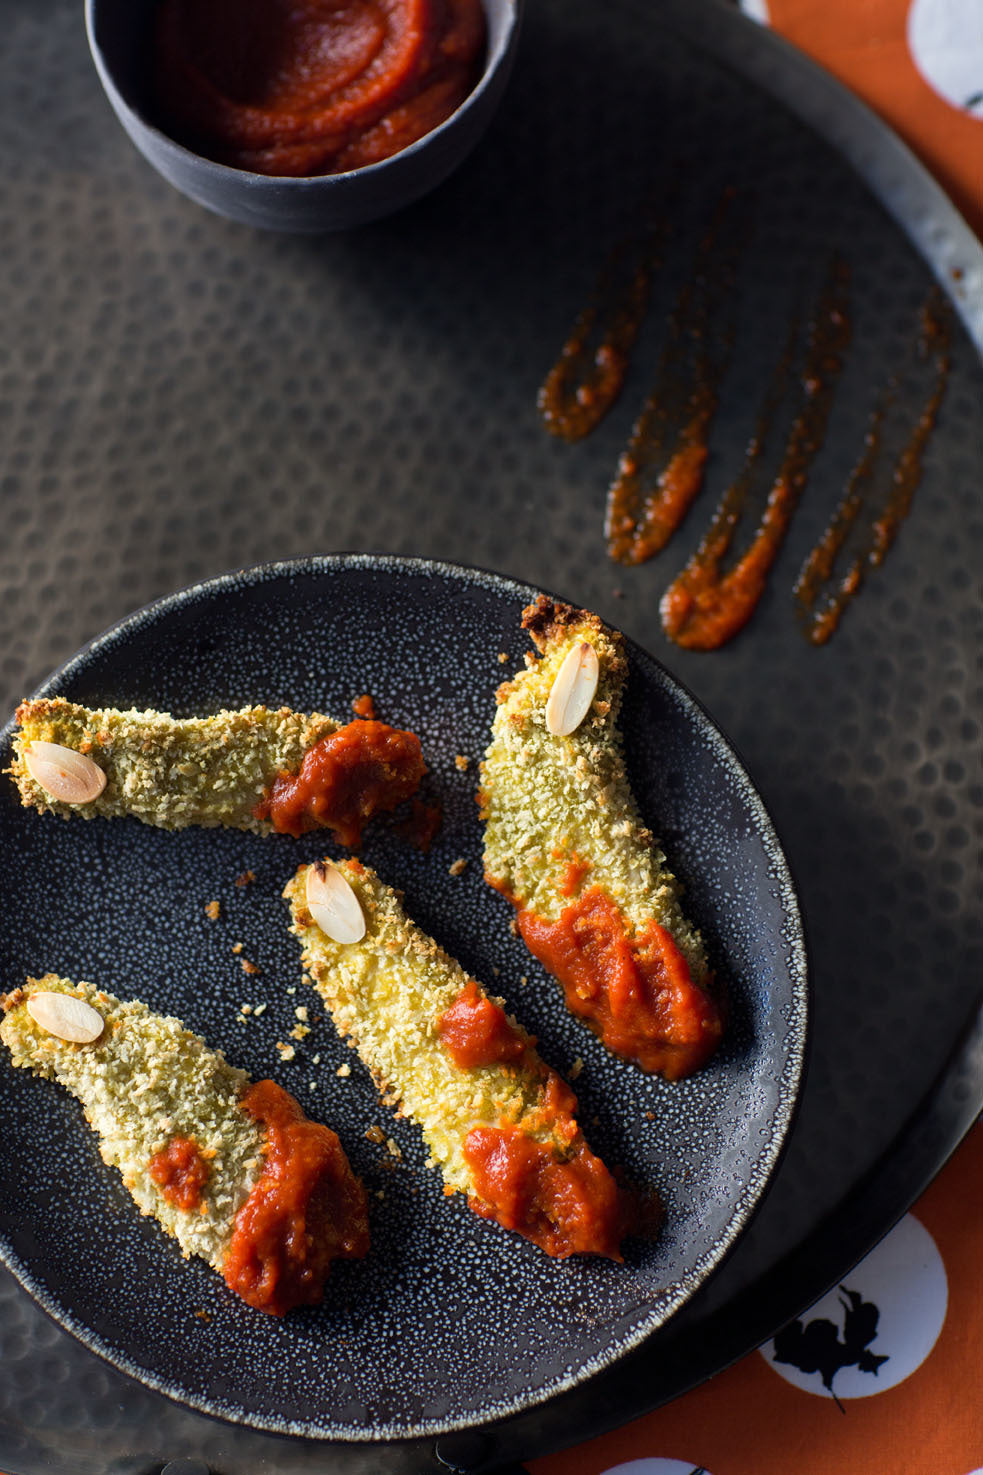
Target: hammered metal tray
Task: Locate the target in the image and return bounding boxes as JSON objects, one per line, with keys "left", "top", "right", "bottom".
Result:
{"left": 0, "top": 0, "right": 980, "bottom": 1471}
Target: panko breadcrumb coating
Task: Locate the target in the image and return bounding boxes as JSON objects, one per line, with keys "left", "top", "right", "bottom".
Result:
{"left": 0, "top": 975, "right": 368, "bottom": 1313}
{"left": 284, "top": 858, "right": 627, "bottom": 1258}
{"left": 479, "top": 597, "right": 723, "bottom": 1079}
{"left": 9, "top": 697, "right": 424, "bottom": 842}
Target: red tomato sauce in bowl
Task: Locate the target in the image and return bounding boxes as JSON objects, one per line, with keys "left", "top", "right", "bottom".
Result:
{"left": 154, "top": 0, "right": 487, "bottom": 176}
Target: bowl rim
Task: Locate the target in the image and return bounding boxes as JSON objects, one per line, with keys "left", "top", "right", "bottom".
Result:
{"left": 83, "top": 0, "right": 524, "bottom": 188}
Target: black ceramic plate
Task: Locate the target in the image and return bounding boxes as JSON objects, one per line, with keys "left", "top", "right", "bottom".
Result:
{"left": 0, "top": 556, "right": 807, "bottom": 1440}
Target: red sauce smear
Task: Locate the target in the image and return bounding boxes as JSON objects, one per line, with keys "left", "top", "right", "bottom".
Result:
{"left": 607, "top": 401, "right": 716, "bottom": 565}
{"left": 149, "top": 1135, "right": 210, "bottom": 1212}
{"left": 558, "top": 852, "right": 591, "bottom": 897}
{"left": 464, "top": 1128, "right": 624, "bottom": 1259}
{"left": 223, "top": 1080, "right": 368, "bottom": 1316}
{"left": 794, "top": 290, "right": 952, "bottom": 645}
{"left": 352, "top": 693, "right": 376, "bottom": 719}
{"left": 661, "top": 257, "right": 851, "bottom": 650}
{"left": 436, "top": 979, "right": 528, "bottom": 1069}
{"left": 513, "top": 885, "right": 721, "bottom": 1079}
{"left": 437, "top": 979, "right": 630, "bottom": 1257}
{"left": 605, "top": 190, "right": 747, "bottom": 565}
{"left": 537, "top": 231, "right": 661, "bottom": 442}
{"left": 154, "top": 0, "right": 486, "bottom": 177}
{"left": 256, "top": 718, "right": 425, "bottom": 845}
{"left": 395, "top": 796, "right": 443, "bottom": 852}
{"left": 465, "top": 1074, "right": 624, "bottom": 1260}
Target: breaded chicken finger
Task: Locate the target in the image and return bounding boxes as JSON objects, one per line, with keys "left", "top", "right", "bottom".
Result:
{"left": 479, "top": 597, "right": 723, "bottom": 1080}
{"left": 284, "top": 858, "right": 629, "bottom": 1259}
{"left": 10, "top": 697, "right": 424, "bottom": 844}
{"left": 1, "top": 975, "right": 368, "bottom": 1314}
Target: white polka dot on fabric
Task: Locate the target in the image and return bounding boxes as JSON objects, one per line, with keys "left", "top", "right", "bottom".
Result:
{"left": 736, "top": 0, "right": 772, "bottom": 19}
{"left": 601, "top": 1461, "right": 716, "bottom": 1475}
{"left": 761, "top": 1214, "right": 948, "bottom": 1401}
{"left": 907, "top": 0, "right": 983, "bottom": 116}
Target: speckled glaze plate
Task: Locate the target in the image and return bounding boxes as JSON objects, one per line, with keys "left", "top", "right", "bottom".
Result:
{"left": 0, "top": 555, "right": 807, "bottom": 1440}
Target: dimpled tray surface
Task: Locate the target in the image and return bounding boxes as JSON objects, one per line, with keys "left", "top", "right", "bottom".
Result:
{"left": 1, "top": 0, "right": 981, "bottom": 1470}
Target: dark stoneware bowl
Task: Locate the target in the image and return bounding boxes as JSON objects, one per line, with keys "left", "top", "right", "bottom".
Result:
{"left": 0, "top": 555, "right": 808, "bottom": 1439}
{"left": 84, "top": 0, "right": 523, "bottom": 232}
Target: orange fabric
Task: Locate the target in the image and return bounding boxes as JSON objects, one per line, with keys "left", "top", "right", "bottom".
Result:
{"left": 766, "top": 0, "right": 983, "bottom": 237}
{"left": 530, "top": 1123, "right": 983, "bottom": 1475}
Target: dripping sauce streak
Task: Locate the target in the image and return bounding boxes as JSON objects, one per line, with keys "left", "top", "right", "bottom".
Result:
{"left": 606, "top": 190, "right": 747, "bottom": 565}
{"left": 794, "top": 291, "right": 952, "bottom": 645}
{"left": 537, "top": 230, "right": 663, "bottom": 442}
{"left": 661, "top": 258, "right": 851, "bottom": 650}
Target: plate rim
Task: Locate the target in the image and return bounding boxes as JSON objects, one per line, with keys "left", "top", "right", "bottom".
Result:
{"left": 0, "top": 552, "right": 810, "bottom": 1442}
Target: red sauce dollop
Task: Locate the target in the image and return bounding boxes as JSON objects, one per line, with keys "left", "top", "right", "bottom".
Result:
{"left": 154, "top": 0, "right": 487, "bottom": 177}
{"left": 558, "top": 852, "right": 591, "bottom": 897}
{"left": 149, "top": 1135, "right": 210, "bottom": 1212}
{"left": 515, "top": 886, "right": 722, "bottom": 1079}
{"left": 436, "top": 979, "right": 528, "bottom": 1070}
{"left": 464, "top": 1127, "right": 624, "bottom": 1259}
{"left": 223, "top": 1080, "right": 369, "bottom": 1316}
{"left": 256, "top": 719, "right": 425, "bottom": 846}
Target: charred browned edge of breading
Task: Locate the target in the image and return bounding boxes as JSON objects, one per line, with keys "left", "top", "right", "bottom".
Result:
{"left": 0, "top": 988, "right": 26, "bottom": 1013}
{"left": 523, "top": 597, "right": 628, "bottom": 684}
{"left": 16, "top": 699, "right": 51, "bottom": 723}
{"left": 521, "top": 595, "right": 607, "bottom": 651}
{"left": 16, "top": 699, "right": 59, "bottom": 721}
{"left": 494, "top": 596, "right": 628, "bottom": 709}
{"left": 14, "top": 698, "right": 89, "bottom": 730}
{"left": 523, "top": 594, "right": 626, "bottom": 666}
{"left": 13, "top": 698, "right": 109, "bottom": 757}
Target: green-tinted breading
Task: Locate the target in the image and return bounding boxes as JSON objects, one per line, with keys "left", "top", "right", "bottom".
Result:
{"left": 9, "top": 698, "right": 339, "bottom": 831}
{"left": 479, "top": 598, "right": 709, "bottom": 986}
{"left": 284, "top": 860, "right": 580, "bottom": 1196}
{"left": 0, "top": 975, "right": 262, "bottom": 1269}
